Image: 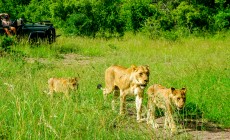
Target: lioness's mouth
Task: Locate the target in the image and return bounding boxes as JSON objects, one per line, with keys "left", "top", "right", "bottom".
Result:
{"left": 177, "top": 107, "right": 184, "bottom": 110}
{"left": 140, "top": 84, "right": 147, "bottom": 88}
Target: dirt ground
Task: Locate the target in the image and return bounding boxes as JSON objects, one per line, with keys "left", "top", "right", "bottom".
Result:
{"left": 154, "top": 117, "right": 230, "bottom": 140}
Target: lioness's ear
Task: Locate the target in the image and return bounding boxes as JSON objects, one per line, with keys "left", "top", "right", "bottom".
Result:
{"left": 181, "top": 87, "right": 186, "bottom": 93}
{"left": 171, "top": 87, "right": 175, "bottom": 91}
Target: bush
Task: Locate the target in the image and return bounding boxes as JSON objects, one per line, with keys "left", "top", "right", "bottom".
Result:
{"left": 172, "top": 2, "right": 209, "bottom": 33}
{"left": 127, "top": 1, "right": 156, "bottom": 33}
{"left": 213, "top": 9, "right": 230, "bottom": 31}
{"left": 65, "top": 13, "right": 93, "bottom": 36}
{"left": 63, "top": 0, "right": 125, "bottom": 38}
{"left": 0, "top": 37, "right": 15, "bottom": 52}
{"left": 142, "top": 4, "right": 174, "bottom": 39}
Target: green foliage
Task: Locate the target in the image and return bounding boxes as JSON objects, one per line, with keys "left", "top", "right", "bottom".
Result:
{"left": 141, "top": 4, "right": 175, "bottom": 39}
{"left": 0, "top": 0, "right": 230, "bottom": 38}
{"left": 128, "top": 0, "right": 156, "bottom": 32}
{"left": 0, "top": 37, "right": 14, "bottom": 52}
{"left": 61, "top": 0, "right": 125, "bottom": 38}
{"left": 65, "top": 13, "right": 93, "bottom": 36}
{"left": 213, "top": 9, "right": 230, "bottom": 30}
{"left": 172, "top": 2, "right": 205, "bottom": 32}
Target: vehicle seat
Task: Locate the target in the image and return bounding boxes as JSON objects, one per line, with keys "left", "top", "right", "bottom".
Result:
{"left": 16, "top": 18, "right": 24, "bottom": 27}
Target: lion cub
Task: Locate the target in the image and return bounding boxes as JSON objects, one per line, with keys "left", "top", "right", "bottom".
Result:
{"left": 147, "top": 84, "right": 186, "bottom": 133}
{"left": 48, "top": 77, "right": 78, "bottom": 98}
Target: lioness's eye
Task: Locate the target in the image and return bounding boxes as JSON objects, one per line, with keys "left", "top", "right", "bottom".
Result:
{"left": 177, "top": 98, "right": 180, "bottom": 101}
{"left": 139, "top": 73, "right": 143, "bottom": 76}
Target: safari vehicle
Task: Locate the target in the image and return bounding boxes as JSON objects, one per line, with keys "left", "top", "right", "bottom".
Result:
{"left": 0, "top": 18, "right": 56, "bottom": 43}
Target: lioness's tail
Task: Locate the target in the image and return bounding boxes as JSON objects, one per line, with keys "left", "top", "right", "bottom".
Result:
{"left": 97, "top": 84, "right": 103, "bottom": 90}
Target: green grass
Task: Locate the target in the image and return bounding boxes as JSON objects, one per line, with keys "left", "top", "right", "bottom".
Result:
{"left": 0, "top": 33, "right": 229, "bottom": 139}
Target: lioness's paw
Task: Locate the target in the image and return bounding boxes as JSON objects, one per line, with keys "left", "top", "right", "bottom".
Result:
{"left": 119, "top": 111, "right": 125, "bottom": 115}
{"left": 146, "top": 120, "right": 153, "bottom": 125}
{"left": 137, "top": 118, "right": 146, "bottom": 123}
{"left": 171, "top": 127, "right": 177, "bottom": 134}
{"left": 152, "top": 123, "right": 159, "bottom": 129}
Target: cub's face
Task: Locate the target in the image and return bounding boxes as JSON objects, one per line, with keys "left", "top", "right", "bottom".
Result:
{"left": 171, "top": 88, "right": 186, "bottom": 110}
{"left": 68, "top": 78, "right": 78, "bottom": 90}
{"left": 131, "top": 65, "right": 150, "bottom": 88}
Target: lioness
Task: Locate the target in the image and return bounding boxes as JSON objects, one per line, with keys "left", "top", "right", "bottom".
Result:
{"left": 98, "top": 65, "right": 150, "bottom": 122}
{"left": 147, "top": 84, "right": 186, "bottom": 133}
{"left": 48, "top": 77, "right": 78, "bottom": 98}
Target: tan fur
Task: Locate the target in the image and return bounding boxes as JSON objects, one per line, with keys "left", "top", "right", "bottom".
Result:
{"left": 100, "top": 65, "right": 150, "bottom": 122}
{"left": 48, "top": 77, "right": 78, "bottom": 98}
{"left": 147, "top": 84, "right": 186, "bottom": 133}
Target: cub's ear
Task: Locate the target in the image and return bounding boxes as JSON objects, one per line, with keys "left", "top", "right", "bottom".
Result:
{"left": 145, "top": 65, "right": 149, "bottom": 69}
{"left": 131, "top": 65, "right": 137, "bottom": 71}
{"left": 171, "top": 87, "right": 176, "bottom": 94}
{"left": 181, "top": 87, "right": 186, "bottom": 93}
{"left": 70, "top": 77, "right": 78, "bottom": 82}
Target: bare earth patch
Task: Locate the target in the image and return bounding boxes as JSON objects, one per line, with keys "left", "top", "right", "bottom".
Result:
{"left": 25, "top": 53, "right": 103, "bottom": 67}
{"left": 154, "top": 117, "right": 230, "bottom": 140}
{"left": 126, "top": 105, "right": 229, "bottom": 140}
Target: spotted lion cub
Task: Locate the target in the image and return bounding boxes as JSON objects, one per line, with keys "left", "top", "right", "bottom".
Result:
{"left": 147, "top": 84, "right": 186, "bottom": 133}
{"left": 48, "top": 77, "right": 78, "bottom": 98}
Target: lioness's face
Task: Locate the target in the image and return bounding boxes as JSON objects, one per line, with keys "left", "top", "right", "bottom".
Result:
{"left": 171, "top": 88, "right": 186, "bottom": 110}
{"left": 132, "top": 65, "right": 150, "bottom": 88}
{"left": 68, "top": 78, "right": 78, "bottom": 90}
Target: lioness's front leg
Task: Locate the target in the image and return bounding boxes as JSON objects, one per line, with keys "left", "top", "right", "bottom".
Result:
{"left": 103, "top": 87, "right": 114, "bottom": 100}
{"left": 135, "top": 95, "right": 143, "bottom": 122}
{"left": 112, "top": 90, "right": 119, "bottom": 111}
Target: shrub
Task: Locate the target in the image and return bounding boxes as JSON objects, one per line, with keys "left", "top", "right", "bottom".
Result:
{"left": 65, "top": 13, "right": 93, "bottom": 36}
{"left": 0, "top": 37, "right": 15, "bottom": 52}
{"left": 127, "top": 1, "right": 156, "bottom": 33}
{"left": 213, "top": 9, "right": 230, "bottom": 31}
{"left": 172, "top": 2, "right": 209, "bottom": 33}
{"left": 63, "top": 0, "right": 125, "bottom": 38}
{"left": 142, "top": 4, "right": 174, "bottom": 39}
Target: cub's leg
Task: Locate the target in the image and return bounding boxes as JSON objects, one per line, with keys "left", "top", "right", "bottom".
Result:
{"left": 147, "top": 98, "right": 159, "bottom": 128}
{"left": 119, "top": 90, "right": 126, "bottom": 115}
{"left": 147, "top": 98, "right": 153, "bottom": 124}
{"left": 64, "top": 90, "right": 70, "bottom": 99}
{"left": 48, "top": 78, "right": 54, "bottom": 98}
{"left": 165, "top": 107, "right": 176, "bottom": 133}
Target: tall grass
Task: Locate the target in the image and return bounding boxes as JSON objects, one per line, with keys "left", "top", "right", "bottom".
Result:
{"left": 0, "top": 33, "right": 229, "bottom": 139}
